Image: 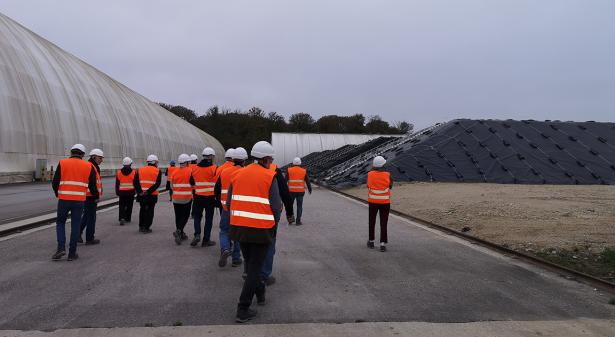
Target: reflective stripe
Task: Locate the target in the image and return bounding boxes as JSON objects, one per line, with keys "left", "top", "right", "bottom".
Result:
{"left": 369, "top": 188, "right": 389, "bottom": 194}
{"left": 58, "top": 190, "right": 86, "bottom": 196}
{"left": 288, "top": 180, "right": 304, "bottom": 183}
{"left": 173, "top": 191, "right": 193, "bottom": 195}
{"left": 231, "top": 210, "right": 275, "bottom": 221}
{"left": 173, "top": 183, "right": 192, "bottom": 187}
{"left": 140, "top": 180, "right": 156, "bottom": 184}
{"left": 221, "top": 189, "right": 228, "bottom": 194}
{"left": 59, "top": 181, "right": 89, "bottom": 187}
{"left": 195, "top": 182, "right": 215, "bottom": 186}
{"left": 195, "top": 188, "right": 214, "bottom": 193}
{"left": 368, "top": 194, "right": 390, "bottom": 200}
{"left": 232, "top": 194, "right": 270, "bottom": 205}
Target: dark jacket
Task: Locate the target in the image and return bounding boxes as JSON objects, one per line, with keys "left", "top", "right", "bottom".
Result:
{"left": 52, "top": 156, "right": 99, "bottom": 199}
{"left": 275, "top": 168, "right": 294, "bottom": 217}
{"left": 115, "top": 166, "right": 135, "bottom": 197}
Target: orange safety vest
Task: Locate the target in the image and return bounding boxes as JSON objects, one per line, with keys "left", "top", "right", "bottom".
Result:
{"left": 116, "top": 169, "right": 136, "bottom": 191}
{"left": 216, "top": 161, "right": 234, "bottom": 176}
{"left": 167, "top": 166, "right": 178, "bottom": 179}
{"left": 269, "top": 164, "right": 278, "bottom": 171}
{"left": 230, "top": 163, "right": 276, "bottom": 229}
{"left": 86, "top": 163, "right": 102, "bottom": 198}
{"left": 171, "top": 166, "right": 193, "bottom": 201}
{"left": 138, "top": 166, "right": 160, "bottom": 196}
{"left": 367, "top": 170, "right": 391, "bottom": 204}
{"left": 192, "top": 165, "right": 218, "bottom": 196}
{"left": 57, "top": 157, "right": 94, "bottom": 201}
{"left": 287, "top": 166, "right": 307, "bottom": 193}
{"left": 220, "top": 165, "right": 242, "bottom": 211}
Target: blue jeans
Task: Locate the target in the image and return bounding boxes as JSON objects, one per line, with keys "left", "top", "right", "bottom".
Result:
{"left": 56, "top": 200, "right": 83, "bottom": 254}
{"left": 291, "top": 193, "right": 304, "bottom": 222}
{"left": 219, "top": 209, "right": 241, "bottom": 262}
{"left": 80, "top": 199, "right": 97, "bottom": 241}
{"left": 193, "top": 198, "right": 215, "bottom": 240}
{"left": 260, "top": 236, "right": 276, "bottom": 280}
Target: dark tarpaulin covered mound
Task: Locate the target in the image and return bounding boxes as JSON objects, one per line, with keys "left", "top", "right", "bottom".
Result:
{"left": 309, "top": 119, "right": 615, "bottom": 187}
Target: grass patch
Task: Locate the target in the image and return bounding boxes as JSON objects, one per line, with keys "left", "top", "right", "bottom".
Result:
{"left": 535, "top": 248, "right": 615, "bottom": 283}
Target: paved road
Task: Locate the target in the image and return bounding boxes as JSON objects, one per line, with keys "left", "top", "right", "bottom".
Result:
{"left": 0, "top": 187, "right": 613, "bottom": 330}
{"left": 0, "top": 176, "right": 168, "bottom": 224}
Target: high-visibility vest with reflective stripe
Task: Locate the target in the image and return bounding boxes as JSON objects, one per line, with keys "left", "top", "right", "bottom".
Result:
{"left": 230, "top": 163, "right": 276, "bottom": 229}
{"left": 116, "top": 169, "right": 136, "bottom": 191}
{"left": 269, "top": 164, "right": 278, "bottom": 171}
{"left": 192, "top": 165, "right": 218, "bottom": 196}
{"left": 367, "top": 170, "right": 391, "bottom": 204}
{"left": 167, "top": 166, "right": 178, "bottom": 180}
{"left": 171, "top": 167, "right": 193, "bottom": 201}
{"left": 138, "top": 166, "right": 160, "bottom": 196}
{"left": 216, "top": 161, "right": 233, "bottom": 176}
{"left": 287, "top": 166, "right": 307, "bottom": 193}
{"left": 57, "top": 157, "right": 93, "bottom": 201}
{"left": 86, "top": 163, "right": 102, "bottom": 198}
{"left": 220, "top": 165, "right": 242, "bottom": 211}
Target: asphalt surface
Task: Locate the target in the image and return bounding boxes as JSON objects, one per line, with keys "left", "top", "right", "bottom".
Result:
{"left": 0, "top": 177, "right": 167, "bottom": 224}
{"left": 0, "top": 187, "right": 613, "bottom": 330}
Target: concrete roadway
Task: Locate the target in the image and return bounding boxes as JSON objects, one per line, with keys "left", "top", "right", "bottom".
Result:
{"left": 0, "top": 187, "right": 613, "bottom": 331}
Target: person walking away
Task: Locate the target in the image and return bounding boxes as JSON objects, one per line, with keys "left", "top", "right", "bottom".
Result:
{"left": 166, "top": 160, "right": 178, "bottom": 201}
{"left": 134, "top": 155, "right": 161, "bottom": 233}
{"left": 51, "top": 144, "right": 98, "bottom": 261}
{"left": 367, "top": 156, "right": 392, "bottom": 252}
{"left": 189, "top": 153, "right": 199, "bottom": 219}
{"left": 189, "top": 147, "right": 218, "bottom": 246}
{"left": 171, "top": 154, "right": 195, "bottom": 244}
{"left": 287, "top": 157, "right": 312, "bottom": 225}
{"left": 216, "top": 148, "right": 235, "bottom": 176}
{"left": 80, "top": 148, "right": 104, "bottom": 245}
{"left": 229, "top": 140, "right": 282, "bottom": 323}
{"left": 215, "top": 148, "right": 246, "bottom": 267}
{"left": 116, "top": 157, "right": 136, "bottom": 225}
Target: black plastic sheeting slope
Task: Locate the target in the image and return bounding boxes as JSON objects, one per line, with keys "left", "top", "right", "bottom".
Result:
{"left": 317, "top": 119, "right": 615, "bottom": 187}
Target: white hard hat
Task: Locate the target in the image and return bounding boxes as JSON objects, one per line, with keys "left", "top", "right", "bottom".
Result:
{"left": 292, "top": 157, "right": 302, "bottom": 165}
{"left": 122, "top": 157, "right": 133, "bottom": 166}
{"left": 190, "top": 154, "right": 198, "bottom": 161}
{"left": 147, "top": 154, "right": 159, "bottom": 163}
{"left": 373, "top": 156, "right": 386, "bottom": 168}
{"left": 70, "top": 144, "right": 86, "bottom": 153}
{"left": 89, "top": 148, "right": 104, "bottom": 157}
{"left": 202, "top": 147, "right": 216, "bottom": 156}
{"left": 178, "top": 153, "right": 191, "bottom": 164}
{"left": 251, "top": 141, "right": 275, "bottom": 159}
{"left": 224, "top": 148, "right": 235, "bottom": 158}
{"left": 232, "top": 147, "right": 248, "bottom": 160}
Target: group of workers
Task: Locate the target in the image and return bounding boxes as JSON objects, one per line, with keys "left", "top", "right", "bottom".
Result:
{"left": 50, "top": 140, "right": 391, "bottom": 322}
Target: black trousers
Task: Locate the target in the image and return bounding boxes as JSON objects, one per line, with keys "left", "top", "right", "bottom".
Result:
{"left": 138, "top": 196, "right": 158, "bottom": 229}
{"left": 238, "top": 242, "right": 269, "bottom": 310}
{"left": 368, "top": 202, "right": 390, "bottom": 243}
{"left": 173, "top": 201, "right": 192, "bottom": 232}
{"left": 118, "top": 195, "right": 134, "bottom": 222}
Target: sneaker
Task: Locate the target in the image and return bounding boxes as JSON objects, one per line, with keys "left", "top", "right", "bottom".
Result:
{"left": 173, "top": 230, "right": 182, "bottom": 245}
{"left": 235, "top": 308, "right": 257, "bottom": 323}
{"left": 77, "top": 236, "right": 84, "bottom": 244}
{"left": 85, "top": 239, "right": 100, "bottom": 245}
{"left": 232, "top": 259, "right": 243, "bottom": 267}
{"left": 181, "top": 232, "right": 188, "bottom": 241}
{"left": 67, "top": 253, "right": 79, "bottom": 261}
{"left": 287, "top": 215, "right": 295, "bottom": 225}
{"left": 218, "top": 249, "right": 232, "bottom": 267}
{"left": 265, "top": 276, "right": 276, "bottom": 286}
{"left": 380, "top": 245, "right": 387, "bottom": 252}
{"left": 190, "top": 236, "right": 200, "bottom": 247}
{"left": 143, "top": 228, "right": 152, "bottom": 234}
{"left": 367, "top": 241, "right": 375, "bottom": 249}
{"left": 119, "top": 219, "right": 125, "bottom": 226}
{"left": 296, "top": 220, "right": 302, "bottom": 226}
{"left": 201, "top": 240, "right": 216, "bottom": 247}
{"left": 51, "top": 249, "right": 66, "bottom": 261}
{"left": 139, "top": 227, "right": 145, "bottom": 233}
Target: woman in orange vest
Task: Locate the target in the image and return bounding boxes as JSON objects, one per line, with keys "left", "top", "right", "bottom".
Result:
{"left": 171, "top": 154, "right": 195, "bottom": 245}
{"left": 116, "top": 157, "right": 136, "bottom": 225}
{"left": 80, "top": 148, "right": 104, "bottom": 245}
{"left": 134, "top": 154, "right": 162, "bottom": 233}
{"left": 228, "top": 141, "right": 282, "bottom": 323}
{"left": 367, "top": 156, "right": 392, "bottom": 252}
{"left": 286, "top": 157, "right": 312, "bottom": 225}
{"left": 51, "top": 144, "right": 99, "bottom": 261}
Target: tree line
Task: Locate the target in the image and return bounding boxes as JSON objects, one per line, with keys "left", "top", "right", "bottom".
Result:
{"left": 159, "top": 103, "right": 413, "bottom": 150}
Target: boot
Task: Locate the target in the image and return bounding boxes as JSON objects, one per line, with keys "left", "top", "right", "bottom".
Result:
{"left": 190, "top": 235, "right": 200, "bottom": 247}
{"left": 367, "top": 241, "right": 375, "bottom": 249}
{"left": 173, "top": 230, "right": 182, "bottom": 245}
{"left": 218, "top": 249, "right": 232, "bottom": 267}
{"left": 51, "top": 249, "right": 66, "bottom": 261}
{"left": 235, "top": 308, "right": 257, "bottom": 323}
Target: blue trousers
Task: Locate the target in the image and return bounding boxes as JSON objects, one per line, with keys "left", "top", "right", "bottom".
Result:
{"left": 260, "top": 236, "right": 276, "bottom": 280}
{"left": 56, "top": 200, "right": 83, "bottom": 254}
{"left": 219, "top": 209, "right": 241, "bottom": 262}
{"left": 193, "top": 198, "right": 215, "bottom": 240}
{"left": 291, "top": 193, "right": 304, "bottom": 221}
{"left": 80, "top": 199, "right": 97, "bottom": 241}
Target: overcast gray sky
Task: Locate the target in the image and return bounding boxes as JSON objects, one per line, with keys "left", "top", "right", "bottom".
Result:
{"left": 1, "top": 0, "right": 614, "bottom": 129}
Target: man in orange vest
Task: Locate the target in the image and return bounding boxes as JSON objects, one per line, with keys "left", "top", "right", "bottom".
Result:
{"left": 134, "top": 154, "right": 162, "bottom": 233}
{"left": 216, "top": 148, "right": 235, "bottom": 177}
{"left": 215, "top": 148, "right": 247, "bottom": 267}
{"left": 165, "top": 160, "right": 178, "bottom": 201}
{"left": 51, "top": 144, "right": 99, "bottom": 261}
{"left": 286, "top": 157, "right": 312, "bottom": 225}
{"left": 79, "top": 148, "right": 104, "bottom": 245}
{"left": 190, "top": 147, "right": 218, "bottom": 247}
{"left": 228, "top": 141, "right": 282, "bottom": 323}
{"left": 367, "top": 156, "right": 392, "bottom": 252}
{"left": 116, "top": 157, "right": 136, "bottom": 225}
{"left": 171, "top": 154, "right": 195, "bottom": 244}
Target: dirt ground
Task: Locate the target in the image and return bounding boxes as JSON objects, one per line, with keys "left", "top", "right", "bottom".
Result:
{"left": 345, "top": 182, "right": 615, "bottom": 280}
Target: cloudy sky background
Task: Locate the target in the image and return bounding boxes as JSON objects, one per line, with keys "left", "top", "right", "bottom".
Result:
{"left": 1, "top": 0, "right": 614, "bottom": 129}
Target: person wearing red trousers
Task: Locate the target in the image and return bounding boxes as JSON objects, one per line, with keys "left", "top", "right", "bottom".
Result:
{"left": 366, "top": 156, "right": 393, "bottom": 252}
